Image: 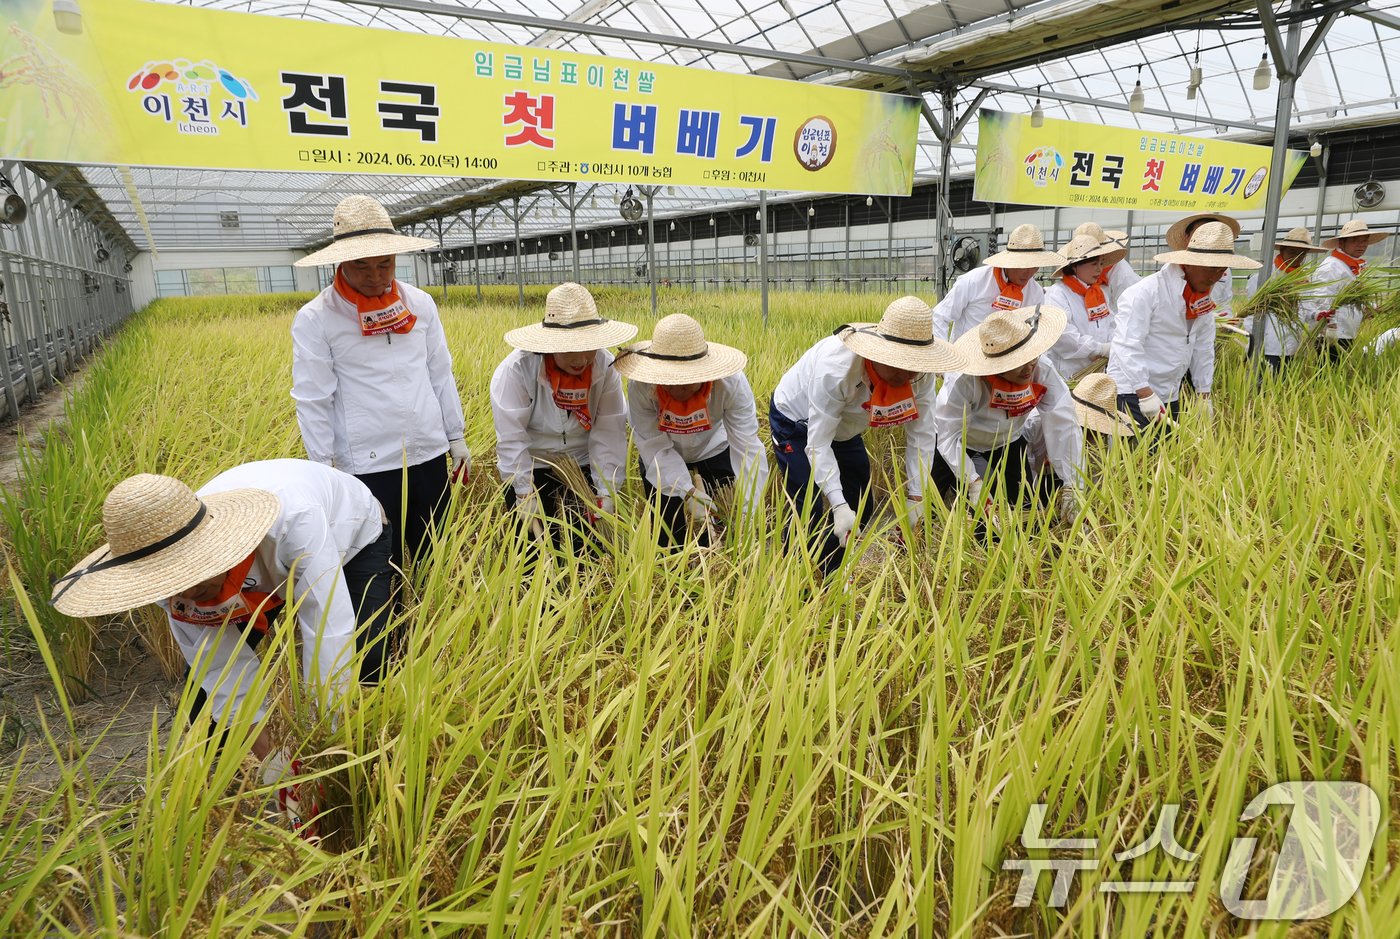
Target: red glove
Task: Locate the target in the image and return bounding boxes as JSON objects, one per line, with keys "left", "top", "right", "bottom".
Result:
{"left": 450, "top": 463, "right": 469, "bottom": 486}
{"left": 1316, "top": 309, "right": 1336, "bottom": 321}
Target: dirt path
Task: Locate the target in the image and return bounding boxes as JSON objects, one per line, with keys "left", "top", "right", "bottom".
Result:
{"left": 1, "top": 361, "right": 178, "bottom": 792}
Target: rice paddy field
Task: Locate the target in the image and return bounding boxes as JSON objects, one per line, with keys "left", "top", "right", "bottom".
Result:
{"left": 2, "top": 285, "right": 1400, "bottom": 936}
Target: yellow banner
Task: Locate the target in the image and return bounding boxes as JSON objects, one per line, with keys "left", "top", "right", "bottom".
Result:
{"left": 0, "top": 0, "right": 919, "bottom": 195}
{"left": 973, "top": 109, "right": 1307, "bottom": 212}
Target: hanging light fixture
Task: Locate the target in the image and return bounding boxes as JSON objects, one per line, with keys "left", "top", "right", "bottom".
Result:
{"left": 865, "top": 195, "right": 874, "bottom": 206}
{"left": 1187, "top": 58, "right": 1203, "bottom": 101}
{"left": 1310, "top": 138, "right": 1323, "bottom": 158}
{"left": 808, "top": 205, "right": 816, "bottom": 217}
{"left": 1129, "top": 65, "right": 1145, "bottom": 113}
{"left": 709, "top": 216, "right": 715, "bottom": 226}
{"left": 1030, "top": 87, "right": 1044, "bottom": 128}
{"left": 669, "top": 221, "right": 676, "bottom": 230}
{"left": 590, "top": 195, "right": 597, "bottom": 209}
{"left": 1253, "top": 53, "right": 1271, "bottom": 91}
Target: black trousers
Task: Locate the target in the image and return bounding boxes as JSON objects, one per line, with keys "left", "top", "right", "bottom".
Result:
{"left": 639, "top": 448, "right": 735, "bottom": 548}
{"left": 930, "top": 437, "right": 1055, "bottom": 509}
{"left": 186, "top": 522, "right": 398, "bottom": 722}
{"left": 1324, "top": 338, "right": 1354, "bottom": 364}
{"left": 356, "top": 453, "right": 449, "bottom": 571}
{"left": 769, "top": 401, "right": 871, "bottom": 577}
{"left": 502, "top": 466, "right": 599, "bottom": 552}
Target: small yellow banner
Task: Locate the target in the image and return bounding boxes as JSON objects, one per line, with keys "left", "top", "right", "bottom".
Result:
{"left": 0, "top": 0, "right": 920, "bottom": 195}
{"left": 973, "top": 109, "right": 1307, "bottom": 212}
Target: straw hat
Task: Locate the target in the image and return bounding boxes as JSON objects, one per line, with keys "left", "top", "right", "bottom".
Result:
{"left": 1071, "top": 222, "right": 1128, "bottom": 267}
{"left": 1322, "top": 218, "right": 1391, "bottom": 249}
{"left": 1053, "top": 234, "right": 1118, "bottom": 277}
{"left": 1071, "top": 373, "right": 1135, "bottom": 437}
{"left": 612, "top": 313, "right": 747, "bottom": 384}
{"left": 837, "top": 296, "right": 965, "bottom": 373}
{"left": 294, "top": 195, "right": 437, "bottom": 267}
{"left": 1273, "top": 226, "right": 1326, "bottom": 252}
{"left": 1153, "top": 221, "right": 1261, "bottom": 269}
{"left": 983, "top": 224, "right": 1065, "bottom": 269}
{"left": 952, "top": 304, "right": 1067, "bottom": 376}
{"left": 504, "top": 282, "right": 638, "bottom": 352}
{"left": 1165, "top": 213, "right": 1241, "bottom": 251}
{"left": 50, "top": 475, "right": 281, "bottom": 618}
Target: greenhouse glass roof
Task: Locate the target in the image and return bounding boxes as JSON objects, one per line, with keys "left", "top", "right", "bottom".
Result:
{"left": 45, "top": 0, "right": 1400, "bottom": 249}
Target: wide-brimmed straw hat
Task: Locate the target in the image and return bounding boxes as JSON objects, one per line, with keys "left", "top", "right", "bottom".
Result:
{"left": 1154, "top": 221, "right": 1262, "bottom": 269}
{"left": 51, "top": 475, "right": 281, "bottom": 618}
{"left": 612, "top": 313, "right": 746, "bottom": 384}
{"left": 1053, "top": 234, "right": 1118, "bottom": 277}
{"left": 1273, "top": 226, "right": 1326, "bottom": 252}
{"left": 295, "top": 195, "right": 437, "bottom": 267}
{"left": 953, "top": 304, "right": 1067, "bottom": 376}
{"left": 1071, "top": 373, "right": 1135, "bottom": 437}
{"left": 983, "top": 223, "right": 1065, "bottom": 269}
{"left": 1322, "top": 218, "right": 1391, "bottom": 249}
{"left": 1071, "top": 222, "right": 1128, "bottom": 267}
{"left": 837, "top": 296, "right": 965, "bottom": 373}
{"left": 1165, "top": 213, "right": 1241, "bottom": 251}
{"left": 504, "top": 282, "right": 638, "bottom": 353}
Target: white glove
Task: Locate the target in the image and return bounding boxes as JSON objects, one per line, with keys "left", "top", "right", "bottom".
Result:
{"left": 514, "top": 488, "right": 541, "bottom": 520}
{"left": 1096, "top": 342, "right": 1112, "bottom": 358}
{"left": 1057, "top": 487, "right": 1079, "bottom": 522}
{"left": 448, "top": 438, "right": 470, "bottom": 482}
{"left": 968, "top": 477, "right": 985, "bottom": 508}
{"left": 905, "top": 496, "right": 923, "bottom": 529}
{"left": 1198, "top": 393, "right": 1214, "bottom": 419}
{"left": 1138, "top": 392, "right": 1167, "bottom": 422}
{"left": 263, "top": 750, "right": 321, "bottom": 842}
{"left": 831, "top": 503, "right": 858, "bottom": 544}
{"left": 594, "top": 494, "right": 615, "bottom": 520}
{"left": 685, "top": 487, "right": 716, "bottom": 523}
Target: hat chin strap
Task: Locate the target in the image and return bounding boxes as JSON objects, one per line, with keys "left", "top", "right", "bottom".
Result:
{"left": 50, "top": 502, "right": 209, "bottom": 604}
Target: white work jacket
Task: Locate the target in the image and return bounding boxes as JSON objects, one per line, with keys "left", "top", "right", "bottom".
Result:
{"left": 772, "top": 336, "right": 939, "bottom": 504}
{"left": 1312, "top": 253, "right": 1367, "bottom": 340}
{"left": 291, "top": 281, "right": 466, "bottom": 475}
{"left": 934, "top": 364, "right": 1083, "bottom": 488}
{"left": 1043, "top": 279, "right": 1116, "bottom": 379}
{"left": 159, "top": 460, "right": 384, "bottom": 721}
{"left": 1108, "top": 265, "right": 1217, "bottom": 402}
{"left": 627, "top": 373, "right": 769, "bottom": 513}
{"left": 490, "top": 348, "right": 628, "bottom": 497}
{"left": 1104, "top": 259, "right": 1142, "bottom": 309}
{"left": 932, "top": 266, "right": 1046, "bottom": 342}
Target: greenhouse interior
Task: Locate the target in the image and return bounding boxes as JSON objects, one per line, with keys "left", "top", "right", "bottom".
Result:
{"left": 3, "top": 0, "right": 1400, "bottom": 934}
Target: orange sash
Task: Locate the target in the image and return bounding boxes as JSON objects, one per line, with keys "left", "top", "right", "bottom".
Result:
{"left": 1183, "top": 284, "right": 1216, "bottom": 320}
{"left": 1061, "top": 274, "right": 1111, "bottom": 321}
{"left": 983, "top": 375, "right": 1046, "bottom": 418}
{"left": 861, "top": 361, "right": 919, "bottom": 427}
{"left": 1274, "top": 254, "right": 1300, "bottom": 274}
{"left": 1095, "top": 268, "right": 1112, "bottom": 288}
{"left": 543, "top": 357, "right": 593, "bottom": 429}
{"left": 1331, "top": 248, "right": 1364, "bottom": 277}
{"left": 655, "top": 383, "right": 714, "bottom": 434}
{"left": 168, "top": 553, "right": 282, "bottom": 634}
{"left": 334, "top": 268, "right": 416, "bottom": 336}
{"left": 991, "top": 268, "right": 1026, "bottom": 312}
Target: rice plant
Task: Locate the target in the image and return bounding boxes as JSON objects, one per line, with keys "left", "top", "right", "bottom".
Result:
{"left": 1, "top": 288, "right": 1397, "bottom": 936}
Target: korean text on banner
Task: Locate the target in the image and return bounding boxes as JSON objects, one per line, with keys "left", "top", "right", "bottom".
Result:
{"left": 0, "top": 0, "right": 920, "bottom": 196}
{"left": 973, "top": 109, "right": 1307, "bottom": 212}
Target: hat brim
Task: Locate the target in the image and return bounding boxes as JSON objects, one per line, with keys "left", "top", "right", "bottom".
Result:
{"left": 295, "top": 232, "right": 439, "bottom": 267}
{"left": 1153, "top": 249, "right": 1262, "bottom": 269}
{"left": 1321, "top": 231, "right": 1390, "bottom": 249}
{"left": 839, "top": 325, "right": 964, "bottom": 373}
{"left": 1052, "top": 242, "right": 1121, "bottom": 277}
{"left": 1275, "top": 240, "right": 1327, "bottom": 251}
{"left": 612, "top": 341, "right": 747, "bottom": 384}
{"left": 1166, "top": 213, "right": 1242, "bottom": 251}
{"left": 505, "top": 320, "right": 639, "bottom": 353}
{"left": 952, "top": 304, "right": 1068, "bottom": 376}
{"left": 51, "top": 489, "right": 281, "bottom": 618}
{"left": 1074, "top": 398, "right": 1136, "bottom": 436}
{"left": 983, "top": 249, "right": 1065, "bottom": 269}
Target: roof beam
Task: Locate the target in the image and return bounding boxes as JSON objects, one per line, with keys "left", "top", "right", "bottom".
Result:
{"left": 1351, "top": 3, "right": 1400, "bottom": 31}
{"left": 330, "top": 0, "right": 918, "bottom": 80}
{"left": 970, "top": 80, "right": 1274, "bottom": 133}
